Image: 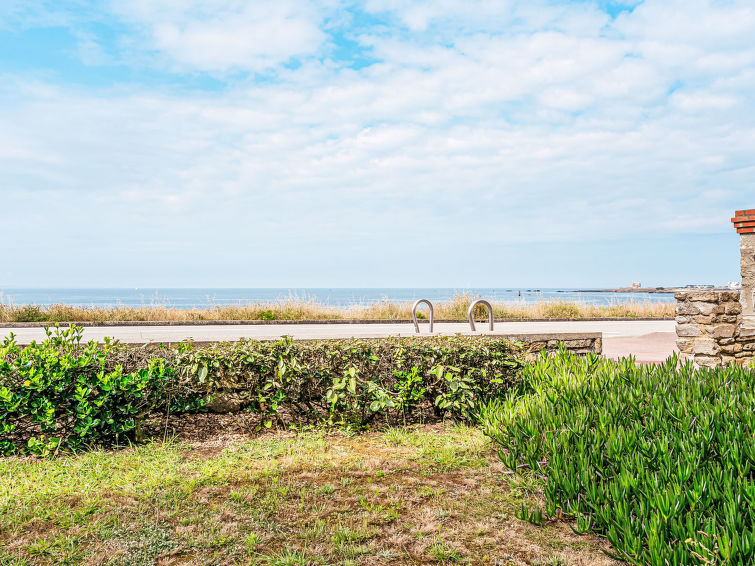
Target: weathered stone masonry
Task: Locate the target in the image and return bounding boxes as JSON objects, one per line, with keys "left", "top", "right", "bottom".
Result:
{"left": 675, "top": 209, "right": 755, "bottom": 367}
{"left": 675, "top": 290, "right": 755, "bottom": 367}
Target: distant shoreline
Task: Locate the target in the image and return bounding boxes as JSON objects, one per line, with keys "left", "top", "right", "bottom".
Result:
{"left": 575, "top": 287, "right": 730, "bottom": 294}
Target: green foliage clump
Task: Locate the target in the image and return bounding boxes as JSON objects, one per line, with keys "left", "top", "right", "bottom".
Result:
{"left": 0, "top": 326, "right": 177, "bottom": 455}
{"left": 169, "top": 335, "right": 522, "bottom": 427}
{"left": 0, "top": 328, "right": 523, "bottom": 453}
{"left": 481, "top": 349, "right": 755, "bottom": 565}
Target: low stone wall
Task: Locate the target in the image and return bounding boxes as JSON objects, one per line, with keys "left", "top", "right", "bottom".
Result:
{"left": 675, "top": 290, "right": 755, "bottom": 367}
{"left": 133, "top": 332, "right": 603, "bottom": 357}
{"left": 493, "top": 332, "right": 602, "bottom": 361}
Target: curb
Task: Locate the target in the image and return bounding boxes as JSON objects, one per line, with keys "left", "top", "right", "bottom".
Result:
{"left": 0, "top": 317, "right": 675, "bottom": 328}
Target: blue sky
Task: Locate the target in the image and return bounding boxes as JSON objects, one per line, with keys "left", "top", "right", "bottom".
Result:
{"left": 0, "top": 0, "right": 752, "bottom": 288}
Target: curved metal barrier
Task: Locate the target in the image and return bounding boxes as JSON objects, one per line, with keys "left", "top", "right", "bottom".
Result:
{"left": 467, "top": 299, "right": 494, "bottom": 332}
{"left": 412, "top": 299, "right": 434, "bottom": 333}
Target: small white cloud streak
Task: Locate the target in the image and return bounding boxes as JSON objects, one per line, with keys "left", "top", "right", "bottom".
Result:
{"left": 110, "top": 0, "right": 327, "bottom": 72}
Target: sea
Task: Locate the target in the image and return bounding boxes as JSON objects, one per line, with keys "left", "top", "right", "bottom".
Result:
{"left": 0, "top": 288, "right": 676, "bottom": 309}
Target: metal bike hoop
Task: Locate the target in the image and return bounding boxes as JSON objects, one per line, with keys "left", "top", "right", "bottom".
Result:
{"left": 467, "top": 299, "right": 493, "bottom": 332}
{"left": 411, "top": 299, "right": 434, "bottom": 333}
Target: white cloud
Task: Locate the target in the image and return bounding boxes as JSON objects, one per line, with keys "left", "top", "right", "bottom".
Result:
{"left": 111, "top": 0, "right": 327, "bottom": 72}
{"left": 1, "top": 0, "right": 754, "bottom": 285}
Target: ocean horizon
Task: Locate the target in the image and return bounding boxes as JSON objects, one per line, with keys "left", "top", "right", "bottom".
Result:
{"left": 0, "top": 288, "right": 676, "bottom": 309}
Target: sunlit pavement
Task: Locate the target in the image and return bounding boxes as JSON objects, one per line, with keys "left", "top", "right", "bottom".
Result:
{"left": 602, "top": 332, "right": 678, "bottom": 364}
{"left": 0, "top": 320, "right": 676, "bottom": 361}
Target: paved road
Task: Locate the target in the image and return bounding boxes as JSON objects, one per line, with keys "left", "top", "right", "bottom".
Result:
{"left": 0, "top": 319, "right": 675, "bottom": 347}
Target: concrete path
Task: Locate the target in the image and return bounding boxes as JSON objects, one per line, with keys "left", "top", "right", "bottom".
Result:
{"left": 0, "top": 319, "right": 675, "bottom": 349}
{"left": 603, "top": 332, "right": 678, "bottom": 364}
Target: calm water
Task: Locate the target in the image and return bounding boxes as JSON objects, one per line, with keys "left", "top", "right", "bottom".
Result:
{"left": 0, "top": 288, "right": 675, "bottom": 309}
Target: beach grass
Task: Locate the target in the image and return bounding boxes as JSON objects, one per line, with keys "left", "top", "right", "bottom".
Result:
{"left": 0, "top": 293, "right": 674, "bottom": 323}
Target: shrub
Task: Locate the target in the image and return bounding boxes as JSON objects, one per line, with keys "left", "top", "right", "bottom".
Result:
{"left": 166, "top": 335, "right": 523, "bottom": 427}
{"left": 481, "top": 350, "right": 755, "bottom": 565}
{"left": 0, "top": 326, "right": 178, "bottom": 455}
{"left": 0, "top": 328, "right": 524, "bottom": 453}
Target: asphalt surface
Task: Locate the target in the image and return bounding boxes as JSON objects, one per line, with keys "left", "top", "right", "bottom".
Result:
{"left": 0, "top": 320, "right": 677, "bottom": 361}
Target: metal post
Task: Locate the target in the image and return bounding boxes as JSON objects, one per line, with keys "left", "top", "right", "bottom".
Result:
{"left": 467, "top": 299, "right": 494, "bottom": 332}
{"left": 412, "top": 299, "right": 434, "bottom": 333}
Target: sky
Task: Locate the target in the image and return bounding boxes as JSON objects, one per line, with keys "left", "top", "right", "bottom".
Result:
{"left": 0, "top": 0, "right": 753, "bottom": 288}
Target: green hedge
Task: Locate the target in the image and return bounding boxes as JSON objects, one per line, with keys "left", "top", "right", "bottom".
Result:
{"left": 481, "top": 350, "right": 755, "bottom": 565}
{"left": 1, "top": 326, "right": 523, "bottom": 454}
{"left": 0, "top": 327, "right": 179, "bottom": 455}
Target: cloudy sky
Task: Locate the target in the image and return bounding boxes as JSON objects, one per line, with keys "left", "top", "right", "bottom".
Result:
{"left": 1, "top": 0, "right": 752, "bottom": 288}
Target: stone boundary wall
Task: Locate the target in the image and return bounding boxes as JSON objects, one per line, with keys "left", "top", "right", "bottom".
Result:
{"left": 675, "top": 290, "right": 755, "bottom": 367}
{"left": 495, "top": 332, "right": 601, "bottom": 361}
{"left": 168, "top": 332, "right": 603, "bottom": 360}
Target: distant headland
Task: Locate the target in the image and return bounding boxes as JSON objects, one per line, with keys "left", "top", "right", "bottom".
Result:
{"left": 577, "top": 285, "right": 737, "bottom": 294}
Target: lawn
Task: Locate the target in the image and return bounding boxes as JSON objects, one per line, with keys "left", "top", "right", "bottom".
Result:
{"left": 0, "top": 422, "right": 615, "bottom": 566}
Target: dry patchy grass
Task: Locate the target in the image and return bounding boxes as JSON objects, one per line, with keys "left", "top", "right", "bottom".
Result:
{"left": 0, "top": 293, "right": 674, "bottom": 323}
{"left": 0, "top": 424, "right": 618, "bottom": 566}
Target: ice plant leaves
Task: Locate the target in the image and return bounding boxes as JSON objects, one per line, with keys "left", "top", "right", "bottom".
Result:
{"left": 481, "top": 350, "right": 755, "bottom": 565}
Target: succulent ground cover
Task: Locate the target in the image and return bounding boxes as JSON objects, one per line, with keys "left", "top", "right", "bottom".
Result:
{"left": 481, "top": 351, "right": 755, "bottom": 565}
{"left": 0, "top": 422, "right": 616, "bottom": 566}
{"left": 0, "top": 294, "right": 674, "bottom": 323}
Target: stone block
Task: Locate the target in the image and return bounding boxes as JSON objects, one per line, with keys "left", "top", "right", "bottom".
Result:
{"left": 675, "top": 316, "right": 691, "bottom": 325}
{"left": 692, "top": 315, "right": 713, "bottom": 325}
{"left": 688, "top": 292, "right": 722, "bottom": 303}
{"left": 676, "top": 338, "right": 694, "bottom": 353}
{"left": 676, "top": 324, "right": 701, "bottom": 337}
{"left": 741, "top": 317, "right": 755, "bottom": 336}
{"left": 694, "top": 355, "right": 721, "bottom": 368}
{"left": 205, "top": 393, "right": 247, "bottom": 413}
{"left": 711, "top": 324, "right": 737, "bottom": 339}
{"left": 725, "top": 302, "right": 742, "bottom": 315}
{"left": 692, "top": 302, "right": 719, "bottom": 315}
{"left": 564, "top": 339, "right": 593, "bottom": 348}
{"left": 720, "top": 315, "right": 740, "bottom": 324}
{"left": 721, "top": 342, "right": 743, "bottom": 354}
{"left": 694, "top": 338, "right": 719, "bottom": 356}
{"left": 676, "top": 302, "right": 700, "bottom": 316}
{"left": 741, "top": 285, "right": 755, "bottom": 317}
{"left": 570, "top": 348, "right": 595, "bottom": 354}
